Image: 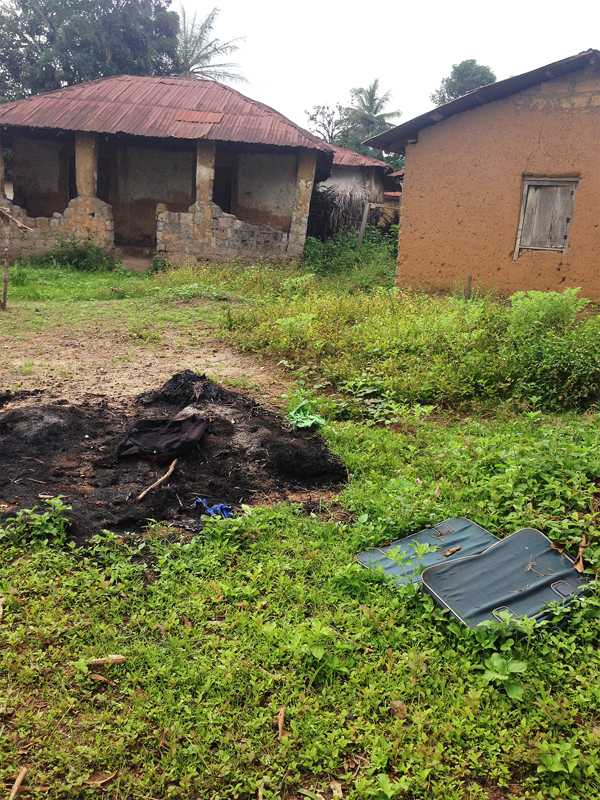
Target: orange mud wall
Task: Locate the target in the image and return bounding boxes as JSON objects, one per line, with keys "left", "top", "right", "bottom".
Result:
{"left": 399, "top": 66, "right": 600, "bottom": 299}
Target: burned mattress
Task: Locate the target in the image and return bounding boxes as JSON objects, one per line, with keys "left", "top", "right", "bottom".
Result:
{"left": 422, "top": 528, "right": 589, "bottom": 627}
{"left": 356, "top": 517, "right": 498, "bottom": 586}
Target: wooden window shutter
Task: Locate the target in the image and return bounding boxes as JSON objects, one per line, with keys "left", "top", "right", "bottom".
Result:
{"left": 517, "top": 178, "right": 578, "bottom": 254}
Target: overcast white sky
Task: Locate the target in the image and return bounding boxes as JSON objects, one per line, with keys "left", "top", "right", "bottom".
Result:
{"left": 189, "top": 0, "right": 600, "bottom": 130}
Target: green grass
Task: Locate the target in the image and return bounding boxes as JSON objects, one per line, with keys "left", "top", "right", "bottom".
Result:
{"left": 1, "top": 248, "right": 600, "bottom": 798}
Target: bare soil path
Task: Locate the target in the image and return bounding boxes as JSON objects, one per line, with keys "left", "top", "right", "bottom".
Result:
{"left": 0, "top": 320, "right": 290, "bottom": 408}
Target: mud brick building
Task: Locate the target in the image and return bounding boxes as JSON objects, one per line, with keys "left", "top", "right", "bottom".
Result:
{"left": 368, "top": 50, "right": 600, "bottom": 299}
{"left": 0, "top": 75, "right": 333, "bottom": 263}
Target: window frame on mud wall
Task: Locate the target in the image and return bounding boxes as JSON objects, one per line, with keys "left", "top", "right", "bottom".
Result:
{"left": 513, "top": 175, "right": 580, "bottom": 261}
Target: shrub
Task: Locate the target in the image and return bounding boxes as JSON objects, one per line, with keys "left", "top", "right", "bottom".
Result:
{"left": 508, "top": 287, "right": 588, "bottom": 338}
{"left": 507, "top": 316, "right": 600, "bottom": 409}
{"left": 223, "top": 282, "right": 600, "bottom": 415}
{"left": 24, "top": 236, "right": 118, "bottom": 272}
{"left": 303, "top": 227, "right": 396, "bottom": 289}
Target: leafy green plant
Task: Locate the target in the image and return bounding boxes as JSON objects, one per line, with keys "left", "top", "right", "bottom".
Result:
{"left": 1, "top": 497, "right": 71, "bottom": 546}
{"left": 537, "top": 741, "right": 582, "bottom": 776}
{"left": 480, "top": 652, "right": 528, "bottom": 700}
{"left": 150, "top": 254, "right": 170, "bottom": 273}
{"left": 287, "top": 399, "right": 326, "bottom": 430}
{"left": 508, "top": 287, "right": 588, "bottom": 338}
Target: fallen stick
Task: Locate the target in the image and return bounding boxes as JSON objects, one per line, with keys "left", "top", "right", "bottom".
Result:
{"left": 0, "top": 595, "right": 4, "bottom": 622}
{"left": 0, "top": 207, "right": 33, "bottom": 232}
{"left": 574, "top": 534, "right": 588, "bottom": 573}
{"left": 9, "top": 767, "right": 28, "bottom": 800}
{"left": 136, "top": 458, "right": 178, "bottom": 502}
{"left": 276, "top": 705, "right": 287, "bottom": 740}
{"left": 87, "top": 655, "right": 126, "bottom": 667}
{"left": 1, "top": 259, "right": 7, "bottom": 312}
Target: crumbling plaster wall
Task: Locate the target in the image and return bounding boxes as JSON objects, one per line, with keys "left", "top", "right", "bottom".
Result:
{"left": 2, "top": 132, "right": 317, "bottom": 263}
{"left": 398, "top": 65, "right": 600, "bottom": 299}
{"left": 99, "top": 140, "right": 195, "bottom": 246}
{"left": 156, "top": 146, "right": 316, "bottom": 263}
{"left": 13, "top": 136, "right": 73, "bottom": 218}
{"left": 233, "top": 152, "right": 297, "bottom": 230}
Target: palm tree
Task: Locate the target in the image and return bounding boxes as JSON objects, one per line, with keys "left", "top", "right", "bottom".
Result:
{"left": 346, "top": 79, "right": 400, "bottom": 138}
{"left": 177, "top": 6, "right": 245, "bottom": 82}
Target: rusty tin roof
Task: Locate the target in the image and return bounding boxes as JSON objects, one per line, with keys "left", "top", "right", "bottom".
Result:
{"left": 367, "top": 49, "right": 600, "bottom": 152}
{"left": 331, "top": 144, "right": 390, "bottom": 170}
{"left": 0, "top": 75, "right": 333, "bottom": 155}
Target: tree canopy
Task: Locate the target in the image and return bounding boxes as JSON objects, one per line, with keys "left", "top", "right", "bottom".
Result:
{"left": 0, "top": 0, "right": 179, "bottom": 100}
{"left": 306, "top": 79, "right": 401, "bottom": 164}
{"left": 345, "top": 79, "right": 401, "bottom": 143}
{"left": 305, "top": 104, "right": 349, "bottom": 144}
{"left": 430, "top": 59, "right": 496, "bottom": 106}
{"left": 176, "top": 5, "right": 244, "bottom": 82}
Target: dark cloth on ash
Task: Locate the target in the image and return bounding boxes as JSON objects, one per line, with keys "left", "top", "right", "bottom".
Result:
{"left": 117, "top": 406, "right": 208, "bottom": 461}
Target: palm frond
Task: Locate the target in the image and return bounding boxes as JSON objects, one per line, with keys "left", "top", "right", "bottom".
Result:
{"left": 177, "top": 4, "right": 245, "bottom": 83}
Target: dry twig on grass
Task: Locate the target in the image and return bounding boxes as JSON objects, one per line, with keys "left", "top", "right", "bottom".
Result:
{"left": 276, "top": 705, "right": 287, "bottom": 740}
{"left": 8, "top": 767, "right": 28, "bottom": 800}
{"left": 87, "top": 655, "right": 126, "bottom": 667}
{"left": 137, "top": 458, "right": 178, "bottom": 502}
{"left": 574, "top": 534, "right": 588, "bottom": 573}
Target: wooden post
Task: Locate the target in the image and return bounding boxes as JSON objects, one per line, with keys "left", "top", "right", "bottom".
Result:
{"left": 463, "top": 273, "right": 473, "bottom": 300}
{"left": 357, "top": 200, "right": 370, "bottom": 246}
{"left": 1, "top": 251, "right": 8, "bottom": 311}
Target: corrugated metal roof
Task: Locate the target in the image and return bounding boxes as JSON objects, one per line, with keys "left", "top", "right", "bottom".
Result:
{"left": 367, "top": 49, "right": 600, "bottom": 152}
{"left": 0, "top": 75, "right": 333, "bottom": 154}
{"left": 331, "top": 144, "right": 389, "bottom": 170}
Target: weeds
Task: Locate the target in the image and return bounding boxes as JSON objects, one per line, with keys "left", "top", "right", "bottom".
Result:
{"left": 23, "top": 236, "right": 118, "bottom": 272}
{"left": 224, "top": 284, "right": 600, "bottom": 413}
{"left": 1, "top": 253, "right": 600, "bottom": 798}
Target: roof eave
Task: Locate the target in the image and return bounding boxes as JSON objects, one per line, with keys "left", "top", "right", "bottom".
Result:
{"left": 366, "top": 48, "right": 600, "bottom": 153}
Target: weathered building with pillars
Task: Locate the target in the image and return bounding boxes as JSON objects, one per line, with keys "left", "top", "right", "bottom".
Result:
{"left": 0, "top": 75, "right": 332, "bottom": 262}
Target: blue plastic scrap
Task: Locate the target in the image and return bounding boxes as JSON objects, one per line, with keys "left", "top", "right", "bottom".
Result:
{"left": 356, "top": 518, "right": 498, "bottom": 587}
{"left": 194, "top": 497, "right": 234, "bottom": 518}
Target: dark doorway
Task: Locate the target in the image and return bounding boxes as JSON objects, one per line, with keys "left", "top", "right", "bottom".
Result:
{"left": 213, "top": 151, "right": 237, "bottom": 213}
{"left": 98, "top": 138, "right": 195, "bottom": 248}
{"left": 12, "top": 134, "right": 74, "bottom": 218}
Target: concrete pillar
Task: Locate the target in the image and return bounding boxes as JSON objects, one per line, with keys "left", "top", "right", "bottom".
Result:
{"left": 0, "top": 134, "right": 5, "bottom": 198}
{"left": 75, "top": 133, "right": 97, "bottom": 197}
{"left": 194, "top": 140, "right": 216, "bottom": 243}
{"left": 288, "top": 150, "right": 317, "bottom": 258}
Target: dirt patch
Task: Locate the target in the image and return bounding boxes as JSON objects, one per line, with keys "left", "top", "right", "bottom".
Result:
{"left": 0, "top": 321, "right": 290, "bottom": 408}
{"left": 0, "top": 371, "right": 346, "bottom": 539}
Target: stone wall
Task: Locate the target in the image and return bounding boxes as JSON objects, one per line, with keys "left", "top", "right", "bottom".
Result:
{"left": 0, "top": 196, "right": 113, "bottom": 259}
{"left": 156, "top": 200, "right": 289, "bottom": 262}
